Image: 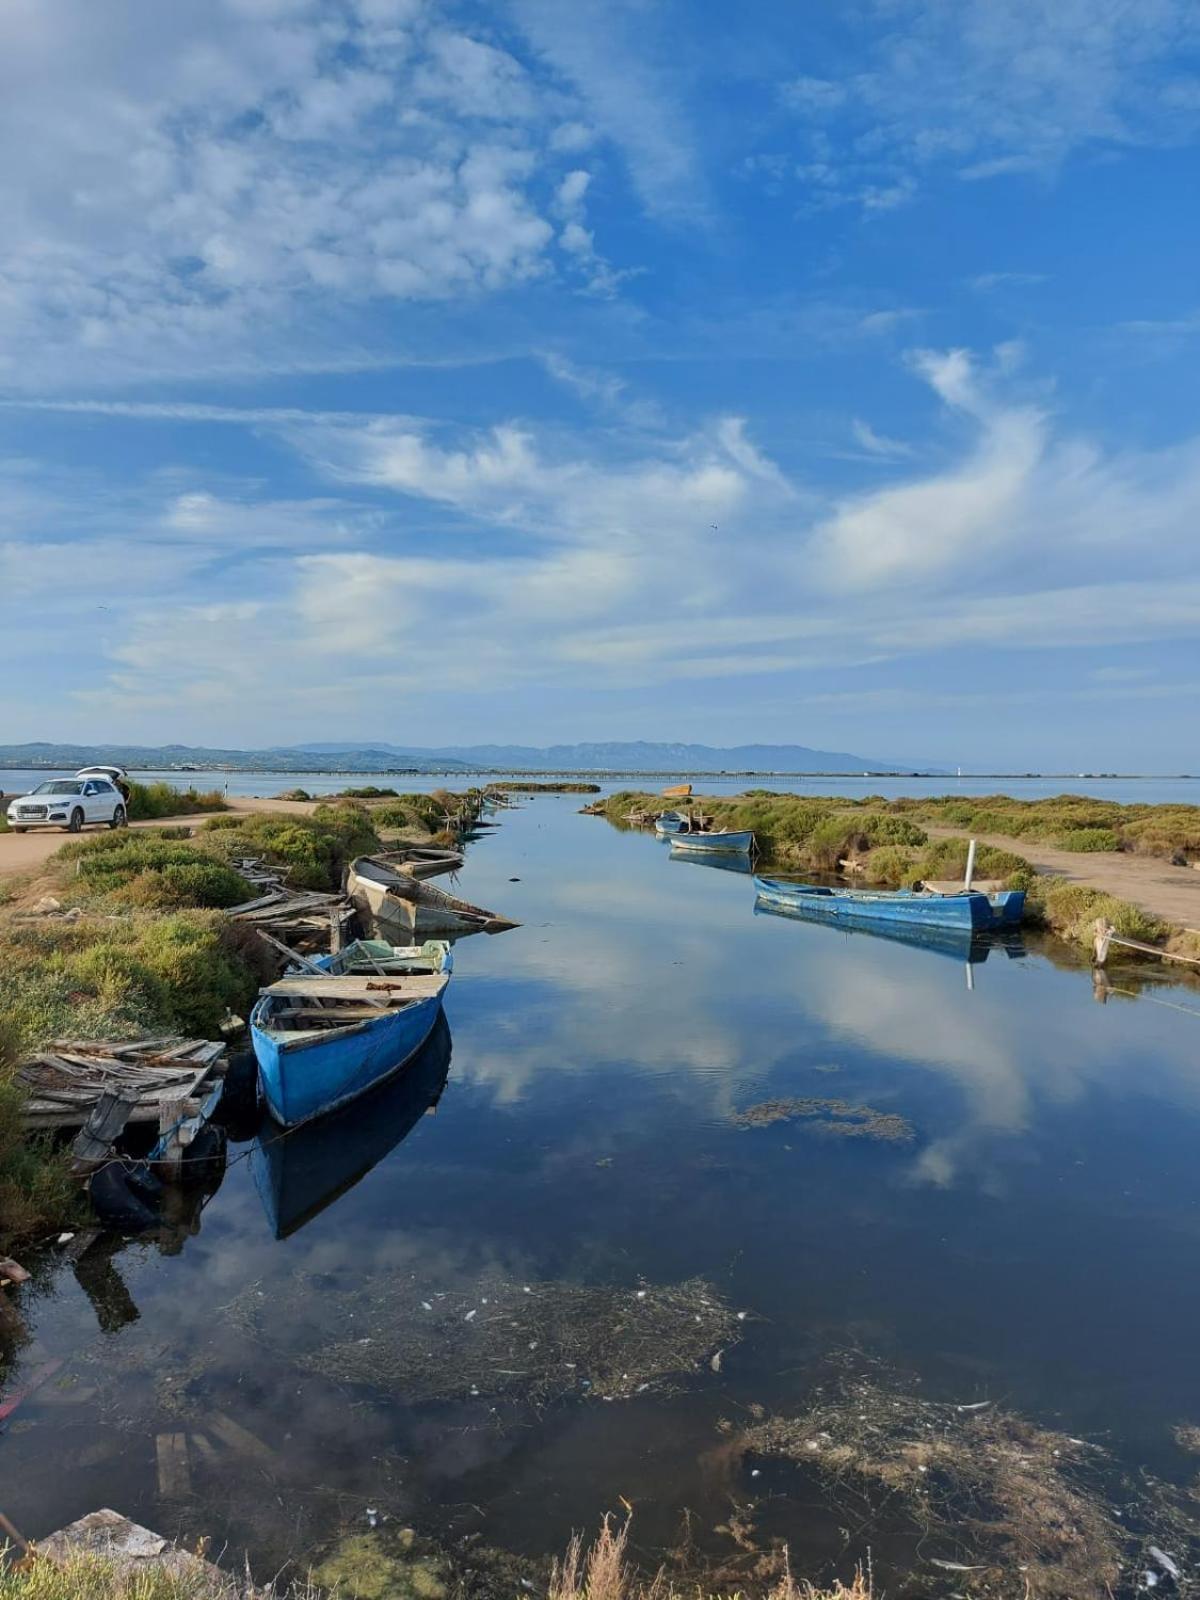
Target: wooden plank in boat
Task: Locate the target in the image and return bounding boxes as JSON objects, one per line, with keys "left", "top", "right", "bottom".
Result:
{"left": 274, "top": 1005, "right": 426, "bottom": 1022}
{"left": 264, "top": 974, "right": 448, "bottom": 1000}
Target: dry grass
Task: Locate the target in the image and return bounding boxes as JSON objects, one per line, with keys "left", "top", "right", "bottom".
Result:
{"left": 0, "top": 1550, "right": 252, "bottom": 1600}
{"left": 549, "top": 1519, "right": 870, "bottom": 1600}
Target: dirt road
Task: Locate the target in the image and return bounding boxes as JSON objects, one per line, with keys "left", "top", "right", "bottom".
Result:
{"left": 927, "top": 824, "right": 1200, "bottom": 929}
{"left": 0, "top": 795, "right": 316, "bottom": 882}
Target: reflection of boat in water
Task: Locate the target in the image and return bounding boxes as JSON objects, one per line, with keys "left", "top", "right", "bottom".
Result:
{"left": 348, "top": 855, "right": 519, "bottom": 937}
{"left": 253, "top": 1012, "right": 452, "bottom": 1239}
{"left": 754, "top": 895, "right": 1026, "bottom": 963}
{"left": 754, "top": 875, "right": 1024, "bottom": 932}
{"left": 668, "top": 847, "right": 753, "bottom": 876}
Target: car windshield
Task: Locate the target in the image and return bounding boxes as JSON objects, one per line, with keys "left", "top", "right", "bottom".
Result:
{"left": 33, "top": 781, "right": 83, "bottom": 795}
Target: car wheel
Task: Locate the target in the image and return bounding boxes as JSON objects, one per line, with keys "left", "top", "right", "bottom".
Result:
{"left": 68, "top": 808, "right": 84, "bottom": 833}
{"left": 110, "top": 805, "right": 127, "bottom": 830}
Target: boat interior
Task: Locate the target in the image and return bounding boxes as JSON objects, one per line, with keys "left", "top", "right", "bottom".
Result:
{"left": 258, "top": 972, "right": 449, "bottom": 1036}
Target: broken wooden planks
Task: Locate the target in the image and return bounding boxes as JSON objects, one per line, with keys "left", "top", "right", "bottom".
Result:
{"left": 18, "top": 1038, "right": 227, "bottom": 1130}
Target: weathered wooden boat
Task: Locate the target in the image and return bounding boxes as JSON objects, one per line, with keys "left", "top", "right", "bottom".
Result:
{"left": 347, "top": 855, "right": 519, "bottom": 937}
{"left": 754, "top": 876, "right": 1022, "bottom": 932}
{"left": 253, "top": 1011, "right": 451, "bottom": 1237}
{"left": 668, "top": 828, "right": 755, "bottom": 856}
{"left": 377, "top": 844, "right": 465, "bottom": 880}
{"left": 662, "top": 783, "right": 692, "bottom": 798}
{"left": 250, "top": 942, "right": 452, "bottom": 1126}
{"left": 654, "top": 810, "right": 689, "bottom": 835}
{"left": 754, "top": 895, "right": 1027, "bottom": 962}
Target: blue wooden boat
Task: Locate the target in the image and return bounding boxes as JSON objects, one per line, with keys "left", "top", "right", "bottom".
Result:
{"left": 654, "top": 811, "right": 689, "bottom": 835}
{"left": 669, "top": 828, "right": 755, "bottom": 856}
{"left": 250, "top": 941, "right": 452, "bottom": 1127}
{"left": 988, "top": 889, "right": 1026, "bottom": 926}
{"left": 754, "top": 896, "right": 1026, "bottom": 963}
{"left": 252, "top": 1011, "right": 451, "bottom": 1238}
{"left": 754, "top": 876, "right": 1014, "bottom": 931}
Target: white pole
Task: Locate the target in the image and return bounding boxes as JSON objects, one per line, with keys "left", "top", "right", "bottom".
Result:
{"left": 964, "top": 837, "right": 978, "bottom": 891}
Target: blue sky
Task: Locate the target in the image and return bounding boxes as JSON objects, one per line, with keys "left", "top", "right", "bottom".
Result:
{"left": 1, "top": 0, "right": 1198, "bottom": 768}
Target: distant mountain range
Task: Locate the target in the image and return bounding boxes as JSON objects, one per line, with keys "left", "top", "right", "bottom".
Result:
{"left": 0, "top": 741, "right": 472, "bottom": 775}
{"left": 0, "top": 739, "right": 936, "bottom": 774}
{"left": 294, "top": 740, "right": 927, "bottom": 772}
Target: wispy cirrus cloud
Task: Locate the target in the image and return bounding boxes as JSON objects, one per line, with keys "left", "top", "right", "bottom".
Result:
{"left": 771, "top": 0, "right": 1200, "bottom": 210}
{"left": 15, "top": 340, "right": 1196, "bottom": 742}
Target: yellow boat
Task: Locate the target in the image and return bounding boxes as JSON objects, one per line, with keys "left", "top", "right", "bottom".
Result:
{"left": 661, "top": 783, "right": 692, "bottom": 798}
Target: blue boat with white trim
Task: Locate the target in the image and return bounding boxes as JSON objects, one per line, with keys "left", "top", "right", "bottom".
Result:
{"left": 669, "top": 828, "right": 756, "bottom": 857}
{"left": 250, "top": 940, "right": 452, "bottom": 1127}
{"left": 753, "top": 876, "right": 1024, "bottom": 932}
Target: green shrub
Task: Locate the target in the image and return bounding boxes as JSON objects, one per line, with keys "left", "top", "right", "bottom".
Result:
{"left": 1056, "top": 827, "right": 1122, "bottom": 852}
{"left": 274, "top": 788, "right": 312, "bottom": 801}
{"left": 865, "top": 845, "right": 921, "bottom": 887}
{"left": 0, "top": 913, "right": 257, "bottom": 1053}
{"left": 1028, "top": 877, "right": 1165, "bottom": 949}
{"left": 201, "top": 804, "right": 379, "bottom": 889}
{"left": 125, "top": 780, "right": 226, "bottom": 820}
{"left": 807, "top": 816, "right": 868, "bottom": 870}
{"left": 59, "top": 836, "right": 250, "bottom": 908}
{"left": 339, "top": 785, "right": 399, "bottom": 799}
{"left": 0, "top": 1020, "right": 80, "bottom": 1247}
{"left": 863, "top": 814, "right": 927, "bottom": 848}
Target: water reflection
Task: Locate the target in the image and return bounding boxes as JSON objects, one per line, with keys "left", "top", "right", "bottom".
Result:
{"left": 252, "top": 1012, "right": 452, "bottom": 1239}
{"left": 10, "top": 797, "right": 1200, "bottom": 1581}
{"left": 667, "top": 849, "right": 754, "bottom": 876}
{"left": 754, "top": 895, "right": 1027, "bottom": 965}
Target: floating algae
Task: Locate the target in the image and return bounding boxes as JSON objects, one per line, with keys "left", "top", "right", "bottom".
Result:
{"left": 311, "top": 1528, "right": 446, "bottom": 1600}
{"left": 723, "top": 1361, "right": 1200, "bottom": 1600}
{"left": 1175, "top": 1423, "right": 1200, "bottom": 1454}
{"left": 228, "top": 1271, "right": 739, "bottom": 1406}
{"left": 731, "top": 1098, "right": 915, "bottom": 1143}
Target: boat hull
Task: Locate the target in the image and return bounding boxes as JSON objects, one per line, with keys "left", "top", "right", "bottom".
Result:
{"left": 988, "top": 889, "right": 1026, "bottom": 926}
{"left": 348, "top": 857, "right": 518, "bottom": 936}
{"left": 754, "top": 896, "right": 1023, "bottom": 961}
{"left": 754, "top": 876, "right": 997, "bottom": 931}
{"left": 654, "top": 811, "right": 688, "bottom": 835}
{"left": 669, "top": 829, "right": 755, "bottom": 856}
{"left": 251, "top": 990, "right": 446, "bottom": 1127}
{"left": 252, "top": 1012, "right": 452, "bottom": 1237}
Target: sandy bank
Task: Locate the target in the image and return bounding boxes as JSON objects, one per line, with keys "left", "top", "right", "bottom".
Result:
{"left": 925, "top": 823, "right": 1200, "bottom": 930}
{"left": 0, "top": 795, "right": 317, "bottom": 882}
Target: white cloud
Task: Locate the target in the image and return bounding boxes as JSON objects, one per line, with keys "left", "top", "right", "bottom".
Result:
{"left": 773, "top": 0, "right": 1200, "bottom": 209}
{"left": 813, "top": 345, "right": 1200, "bottom": 594}
{"left": 0, "top": 0, "right": 620, "bottom": 385}
{"left": 851, "top": 418, "right": 914, "bottom": 459}
{"left": 969, "top": 271, "right": 1048, "bottom": 292}
{"left": 507, "top": 0, "right": 708, "bottom": 219}
{"left": 10, "top": 347, "right": 1200, "bottom": 734}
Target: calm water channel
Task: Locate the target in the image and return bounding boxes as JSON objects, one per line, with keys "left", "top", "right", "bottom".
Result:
{"left": 5, "top": 796, "right": 1200, "bottom": 1584}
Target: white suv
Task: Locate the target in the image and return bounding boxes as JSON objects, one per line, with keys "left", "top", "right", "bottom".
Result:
{"left": 6, "top": 777, "right": 128, "bottom": 833}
